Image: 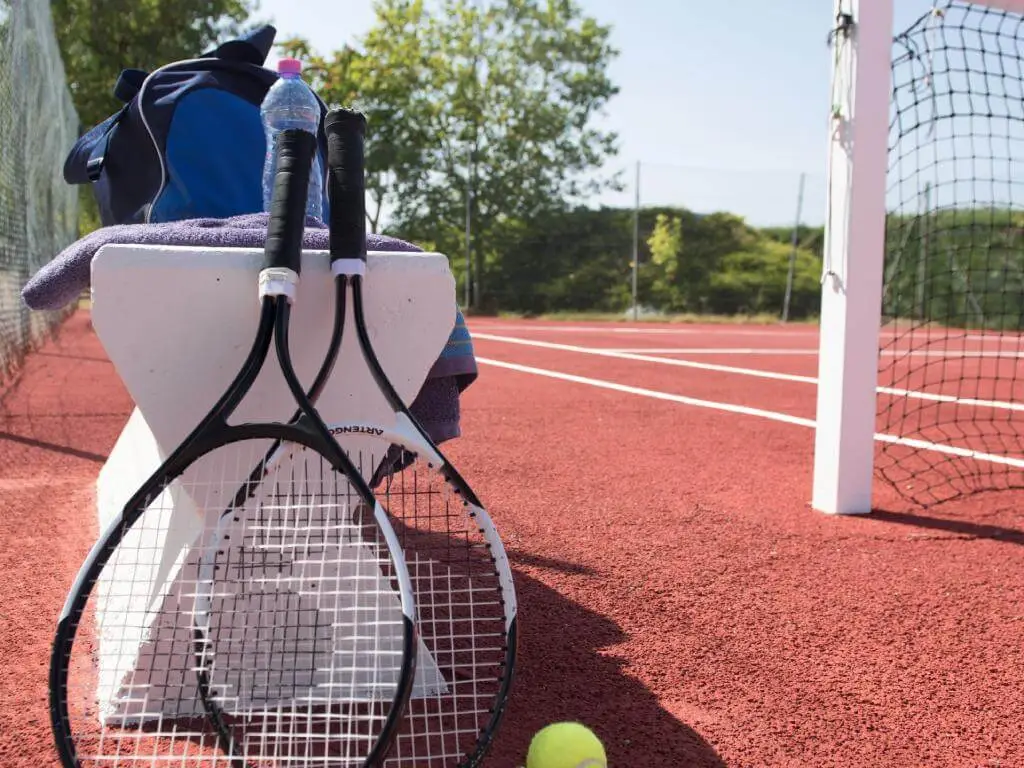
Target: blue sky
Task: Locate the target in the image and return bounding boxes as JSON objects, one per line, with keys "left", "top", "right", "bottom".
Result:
{"left": 254, "top": 0, "right": 941, "bottom": 227}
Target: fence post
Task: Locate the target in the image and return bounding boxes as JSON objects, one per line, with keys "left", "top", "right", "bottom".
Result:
{"left": 631, "top": 160, "right": 640, "bottom": 320}
{"left": 782, "top": 172, "right": 807, "bottom": 322}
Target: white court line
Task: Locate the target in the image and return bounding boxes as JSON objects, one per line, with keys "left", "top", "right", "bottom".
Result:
{"left": 477, "top": 357, "right": 1024, "bottom": 469}
{"left": 473, "top": 323, "right": 1024, "bottom": 344}
{"left": 609, "top": 347, "right": 1024, "bottom": 359}
{"left": 605, "top": 348, "right": 819, "bottom": 355}
{"left": 474, "top": 332, "right": 818, "bottom": 383}
{"left": 476, "top": 357, "right": 814, "bottom": 428}
{"left": 473, "top": 333, "right": 1024, "bottom": 413}
{"left": 472, "top": 323, "right": 818, "bottom": 337}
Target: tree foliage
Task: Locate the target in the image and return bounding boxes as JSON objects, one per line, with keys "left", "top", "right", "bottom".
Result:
{"left": 532, "top": 206, "right": 824, "bottom": 319}
{"left": 51, "top": 0, "right": 258, "bottom": 129}
{"left": 402, "top": 200, "right": 825, "bottom": 319}
{"left": 46, "top": 0, "right": 836, "bottom": 321}
{"left": 51, "top": 0, "right": 260, "bottom": 234}
{"left": 283, "top": 0, "right": 621, "bottom": 308}
{"left": 883, "top": 208, "right": 1024, "bottom": 331}
{"left": 486, "top": 207, "right": 633, "bottom": 313}
{"left": 646, "top": 213, "right": 683, "bottom": 309}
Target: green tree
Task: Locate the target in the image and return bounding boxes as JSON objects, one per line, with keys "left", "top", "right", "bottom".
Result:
{"left": 51, "top": 0, "right": 258, "bottom": 129}
{"left": 489, "top": 206, "right": 632, "bottom": 313}
{"left": 883, "top": 207, "right": 1024, "bottom": 330}
{"left": 279, "top": 2, "right": 438, "bottom": 236}
{"left": 709, "top": 238, "right": 819, "bottom": 316}
{"left": 288, "top": 0, "right": 621, "bottom": 309}
{"left": 634, "top": 209, "right": 751, "bottom": 313}
{"left": 50, "top": 0, "right": 259, "bottom": 233}
{"left": 646, "top": 212, "right": 683, "bottom": 309}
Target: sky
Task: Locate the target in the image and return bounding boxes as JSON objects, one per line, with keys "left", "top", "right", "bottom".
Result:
{"left": 253, "top": 0, "right": 944, "bottom": 228}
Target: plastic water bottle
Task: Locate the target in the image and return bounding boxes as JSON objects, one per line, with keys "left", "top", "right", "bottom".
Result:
{"left": 260, "top": 58, "right": 323, "bottom": 220}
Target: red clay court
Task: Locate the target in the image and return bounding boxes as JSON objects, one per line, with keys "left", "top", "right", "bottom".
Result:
{"left": 2, "top": 311, "right": 1022, "bottom": 767}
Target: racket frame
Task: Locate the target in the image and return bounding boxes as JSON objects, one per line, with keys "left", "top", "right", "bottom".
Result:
{"left": 324, "top": 108, "right": 518, "bottom": 767}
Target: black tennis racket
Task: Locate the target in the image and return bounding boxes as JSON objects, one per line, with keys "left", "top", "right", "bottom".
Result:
{"left": 321, "top": 108, "right": 518, "bottom": 767}
{"left": 49, "top": 128, "right": 418, "bottom": 768}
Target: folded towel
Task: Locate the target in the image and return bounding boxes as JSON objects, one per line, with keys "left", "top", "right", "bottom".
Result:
{"left": 23, "top": 212, "right": 422, "bottom": 310}
{"left": 21, "top": 212, "right": 477, "bottom": 444}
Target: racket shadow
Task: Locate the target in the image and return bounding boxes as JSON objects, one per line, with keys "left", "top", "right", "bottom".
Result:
{"left": 67, "top": 709, "right": 396, "bottom": 765}
{"left": 63, "top": 515, "right": 412, "bottom": 766}
{"left": 68, "top": 506, "right": 498, "bottom": 766}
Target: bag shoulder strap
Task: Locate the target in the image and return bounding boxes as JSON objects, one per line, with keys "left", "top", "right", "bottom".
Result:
{"left": 114, "top": 69, "right": 148, "bottom": 103}
{"left": 85, "top": 104, "right": 131, "bottom": 182}
{"left": 111, "top": 25, "right": 278, "bottom": 104}
{"left": 201, "top": 25, "right": 277, "bottom": 66}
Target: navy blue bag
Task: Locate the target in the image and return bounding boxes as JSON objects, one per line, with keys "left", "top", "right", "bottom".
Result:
{"left": 64, "top": 25, "right": 330, "bottom": 226}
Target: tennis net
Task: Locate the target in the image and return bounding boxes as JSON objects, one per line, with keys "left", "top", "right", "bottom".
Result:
{"left": 877, "top": 1, "right": 1024, "bottom": 505}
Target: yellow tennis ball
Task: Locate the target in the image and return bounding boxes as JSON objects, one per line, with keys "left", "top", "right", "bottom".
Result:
{"left": 525, "top": 722, "right": 607, "bottom": 768}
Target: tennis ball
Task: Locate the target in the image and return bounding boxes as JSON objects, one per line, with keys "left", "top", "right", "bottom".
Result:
{"left": 525, "top": 722, "right": 607, "bottom": 768}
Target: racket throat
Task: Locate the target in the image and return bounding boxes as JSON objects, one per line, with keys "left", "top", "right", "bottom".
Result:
{"left": 291, "top": 410, "right": 327, "bottom": 440}
{"left": 348, "top": 276, "right": 408, "bottom": 415}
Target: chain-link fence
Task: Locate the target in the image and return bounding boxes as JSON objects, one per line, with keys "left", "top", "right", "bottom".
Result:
{"left": 624, "top": 162, "right": 828, "bottom": 321}
{"left": 0, "top": 0, "right": 79, "bottom": 385}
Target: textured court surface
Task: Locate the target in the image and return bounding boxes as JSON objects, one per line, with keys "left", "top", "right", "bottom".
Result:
{"left": 2, "top": 311, "right": 1023, "bottom": 767}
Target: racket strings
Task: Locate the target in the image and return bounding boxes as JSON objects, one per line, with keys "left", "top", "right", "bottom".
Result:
{"left": 342, "top": 442, "right": 511, "bottom": 767}
{"left": 59, "top": 438, "right": 410, "bottom": 766}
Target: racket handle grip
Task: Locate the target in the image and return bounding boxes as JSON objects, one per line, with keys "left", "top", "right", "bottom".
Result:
{"left": 262, "top": 128, "right": 318, "bottom": 281}
{"left": 325, "top": 108, "right": 368, "bottom": 273}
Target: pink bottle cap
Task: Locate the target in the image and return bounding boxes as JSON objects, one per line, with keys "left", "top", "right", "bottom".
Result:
{"left": 277, "top": 58, "right": 302, "bottom": 75}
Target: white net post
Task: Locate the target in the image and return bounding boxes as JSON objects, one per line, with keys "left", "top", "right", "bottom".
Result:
{"left": 0, "top": 0, "right": 80, "bottom": 386}
{"left": 811, "top": 0, "right": 894, "bottom": 515}
{"left": 813, "top": 0, "right": 1024, "bottom": 514}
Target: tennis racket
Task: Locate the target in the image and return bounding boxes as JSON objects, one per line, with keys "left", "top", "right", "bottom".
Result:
{"left": 49, "top": 128, "right": 417, "bottom": 768}
{"left": 321, "top": 108, "right": 518, "bottom": 767}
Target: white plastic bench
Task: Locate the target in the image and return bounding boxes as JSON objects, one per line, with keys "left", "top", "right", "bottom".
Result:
{"left": 89, "top": 244, "right": 456, "bottom": 722}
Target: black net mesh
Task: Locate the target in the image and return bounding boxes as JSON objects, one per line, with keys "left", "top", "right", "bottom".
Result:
{"left": 0, "top": 0, "right": 79, "bottom": 389}
{"left": 878, "top": 1, "right": 1024, "bottom": 506}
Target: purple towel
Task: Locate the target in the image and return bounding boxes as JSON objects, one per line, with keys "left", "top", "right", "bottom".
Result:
{"left": 21, "top": 213, "right": 426, "bottom": 310}
{"left": 21, "top": 213, "right": 476, "bottom": 444}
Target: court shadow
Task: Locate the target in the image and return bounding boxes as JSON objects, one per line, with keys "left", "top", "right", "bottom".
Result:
{"left": 65, "top": 515, "right": 722, "bottom": 767}
{"left": 0, "top": 430, "right": 107, "bottom": 463}
{"left": 485, "top": 559, "right": 727, "bottom": 768}
{"left": 869, "top": 508, "right": 1024, "bottom": 546}
{"left": 506, "top": 549, "right": 599, "bottom": 576}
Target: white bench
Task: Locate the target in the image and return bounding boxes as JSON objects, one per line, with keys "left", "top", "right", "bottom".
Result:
{"left": 90, "top": 244, "right": 456, "bottom": 722}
